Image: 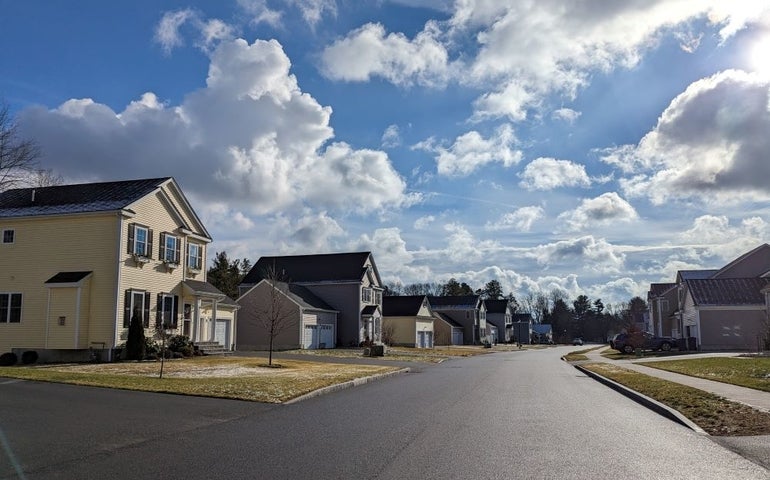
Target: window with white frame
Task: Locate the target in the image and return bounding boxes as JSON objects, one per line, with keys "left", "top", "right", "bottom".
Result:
{"left": 124, "top": 289, "right": 150, "bottom": 328}
{"left": 157, "top": 293, "right": 178, "bottom": 329}
{"left": 127, "top": 223, "right": 152, "bottom": 257}
{"left": 362, "top": 287, "right": 373, "bottom": 303}
{"left": 0, "top": 293, "right": 22, "bottom": 323}
{"left": 2, "top": 229, "right": 14, "bottom": 244}
{"left": 187, "top": 242, "right": 202, "bottom": 270}
{"left": 374, "top": 290, "right": 382, "bottom": 306}
{"left": 160, "top": 233, "right": 181, "bottom": 264}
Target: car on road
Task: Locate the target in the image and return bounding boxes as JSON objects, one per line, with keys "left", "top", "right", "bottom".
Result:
{"left": 610, "top": 332, "right": 677, "bottom": 354}
{"left": 572, "top": 338, "right": 583, "bottom": 346}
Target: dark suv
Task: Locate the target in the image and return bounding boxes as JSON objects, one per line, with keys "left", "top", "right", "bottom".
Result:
{"left": 610, "top": 332, "right": 677, "bottom": 354}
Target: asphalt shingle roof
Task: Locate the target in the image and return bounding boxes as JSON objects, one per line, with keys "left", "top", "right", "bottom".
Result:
{"left": 382, "top": 296, "right": 428, "bottom": 316}
{"left": 44, "top": 271, "right": 92, "bottom": 284}
{"left": 427, "top": 295, "right": 479, "bottom": 309}
{"left": 432, "top": 312, "right": 463, "bottom": 328}
{"left": 241, "top": 252, "right": 374, "bottom": 284}
{"left": 0, "top": 178, "right": 170, "bottom": 218}
{"left": 484, "top": 299, "right": 509, "bottom": 314}
{"left": 649, "top": 283, "right": 676, "bottom": 297}
{"left": 183, "top": 280, "right": 238, "bottom": 306}
{"left": 687, "top": 278, "right": 770, "bottom": 306}
{"left": 679, "top": 270, "right": 719, "bottom": 281}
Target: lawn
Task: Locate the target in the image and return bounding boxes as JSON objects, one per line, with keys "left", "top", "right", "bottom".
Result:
{"left": 581, "top": 362, "right": 770, "bottom": 436}
{"left": 639, "top": 356, "right": 770, "bottom": 392}
{"left": 287, "top": 345, "right": 492, "bottom": 363}
{"left": 0, "top": 356, "right": 401, "bottom": 403}
{"left": 563, "top": 346, "right": 603, "bottom": 362}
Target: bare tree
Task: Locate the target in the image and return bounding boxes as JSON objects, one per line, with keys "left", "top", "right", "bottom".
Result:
{"left": 381, "top": 319, "right": 395, "bottom": 346}
{"left": 29, "top": 168, "right": 63, "bottom": 187}
{"left": 0, "top": 102, "right": 40, "bottom": 192}
{"left": 255, "top": 265, "right": 296, "bottom": 366}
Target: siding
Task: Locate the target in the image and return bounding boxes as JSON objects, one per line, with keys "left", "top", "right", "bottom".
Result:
{"left": 699, "top": 308, "right": 765, "bottom": 351}
{"left": 305, "top": 283, "right": 361, "bottom": 347}
{"left": 236, "top": 282, "right": 302, "bottom": 350}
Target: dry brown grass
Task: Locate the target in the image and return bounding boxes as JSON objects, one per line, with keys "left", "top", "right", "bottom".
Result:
{"left": 0, "top": 356, "right": 400, "bottom": 403}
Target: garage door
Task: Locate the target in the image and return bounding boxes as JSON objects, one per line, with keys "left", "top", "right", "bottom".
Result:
{"left": 304, "top": 325, "right": 319, "bottom": 349}
{"left": 425, "top": 332, "right": 433, "bottom": 348}
{"left": 319, "top": 324, "right": 334, "bottom": 349}
{"left": 215, "top": 320, "right": 229, "bottom": 347}
{"left": 452, "top": 329, "right": 463, "bottom": 345}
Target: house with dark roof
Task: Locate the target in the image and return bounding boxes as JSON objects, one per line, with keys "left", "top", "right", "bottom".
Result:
{"left": 432, "top": 312, "right": 464, "bottom": 345}
{"left": 428, "top": 295, "right": 486, "bottom": 345}
{"left": 238, "top": 252, "right": 383, "bottom": 347}
{"left": 237, "top": 280, "right": 338, "bottom": 350}
{"left": 382, "top": 295, "right": 434, "bottom": 347}
{"left": 510, "top": 313, "right": 532, "bottom": 345}
{"left": 0, "top": 177, "right": 237, "bottom": 361}
{"left": 647, "top": 244, "right": 770, "bottom": 351}
{"left": 484, "top": 299, "right": 513, "bottom": 343}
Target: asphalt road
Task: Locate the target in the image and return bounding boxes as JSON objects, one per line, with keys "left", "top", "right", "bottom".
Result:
{"left": 1, "top": 347, "right": 768, "bottom": 479}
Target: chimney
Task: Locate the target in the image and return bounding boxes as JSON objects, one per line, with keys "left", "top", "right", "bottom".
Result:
{"left": 31, "top": 189, "right": 36, "bottom": 203}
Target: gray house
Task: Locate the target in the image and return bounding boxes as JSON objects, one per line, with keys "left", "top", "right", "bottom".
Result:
{"left": 510, "top": 313, "right": 533, "bottom": 345}
{"left": 428, "top": 295, "right": 486, "bottom": 345}
{"left": 239, "top": 252, "right": 383, "bottom": 347}
{"left": 484, "top": 299, "right": 513, "bottom": 343}
{"left": 432, "top": 312, "right": 464, "bottom": 345}
{"left": 237, "top": 280, "right": 338, "bottom": 350}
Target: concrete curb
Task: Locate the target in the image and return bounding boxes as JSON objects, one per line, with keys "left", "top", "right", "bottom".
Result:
{"left": 283, "top": 367, "right": 410, "bottom": 405}
{"left": 574, "top": 364, "right": 708, "bottom": 435}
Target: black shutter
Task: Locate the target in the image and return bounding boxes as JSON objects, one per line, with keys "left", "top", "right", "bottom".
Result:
{"left": 172, "top": 295, "right": 179, "bottom": 328}
{"left": 147, "top": 229, "right": 154, "bottom": 258}
{"left": 143, "top": 291, "right": 151, "bottom": 328}
{"left": 127, "top": 224, "right": 135, "bottom": 254}
{"left": 156, "top": 293, "right": 162, "bottom": 329}
{"left": 159, "top": 233, "right": 166, "bottom": 262}
{"left": 124, "top": 290, "right": 131, "bottom": 327}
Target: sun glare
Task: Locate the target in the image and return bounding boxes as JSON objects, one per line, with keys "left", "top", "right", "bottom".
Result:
{"left": 748, "top": 36, "right": 770, "bottom": 78}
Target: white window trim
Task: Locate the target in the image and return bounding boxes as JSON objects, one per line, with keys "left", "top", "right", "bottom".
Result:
{"left": 163, "top": 234, "right": 180, "bottom": 264}
{"left": 2, "top": 229, "right": 14, "bottom": 244}
{"left": 133, "top": 225, "right": 150, "bottom": 257}
{"left": 0, "top": 292, "right": 22, "bottom": 323}
{"left": 159, "top": 293, "right": 175, "bottom": 329}
{"left": 187, "top": 242, "right": 202, "bottom": 271}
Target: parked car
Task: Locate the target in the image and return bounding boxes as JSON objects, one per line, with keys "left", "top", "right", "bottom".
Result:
{"left": 610, "top": 332, "right": 677, "bottom": 354}
{"left": 572, "top": 338, "right": 583, "bottom": 346}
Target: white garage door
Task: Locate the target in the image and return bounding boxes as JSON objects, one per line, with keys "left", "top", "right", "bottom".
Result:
{"left": 319, "top": 324, "right": 334, "bottom": 348}
{"left": 304, "top": 325, "right": 319, "bottom": 349}
{"left": 452, "top": 329, "right": 463, "bottom": 345}
{"left": 215, "top": 320, "right": 229, "bottom": 347}
{"left": 425, "top": 332, "right": 433, "bottom": 348}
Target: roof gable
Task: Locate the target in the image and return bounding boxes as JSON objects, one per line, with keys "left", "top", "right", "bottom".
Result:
{"left": 712, "top": 243, "right": 770, "bottom": 279}
{"left": 241, "top": 252, "right": 376, "bottom": 285}
{"left": 484, "top": 299, "right": 509, "bottom": 314}
{"left": 0, "top": 177, "right": 170, "bottom": 218}
{"left": 383, "top": 296, "right": 429, "bottom": 316}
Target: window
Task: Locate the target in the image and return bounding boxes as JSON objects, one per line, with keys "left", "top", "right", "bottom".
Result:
{"left": 362, "top": 287, "right": 372, "bottom": 303}
{"left": 0, "top": 293, "right": 22, "bottom": 323}
{"left": 160, "top": 233, "right": 181, "bottom": 264}
{"left": 127, "top": 223, "right": 153, "bottom": 258}
{"left": 156, "top": 293, "right": 179, "bottom": 329}
{"left": 123, "top": 289, "right": 151, "bottom": 328}
{"left": 187, "top": 243, "right": 202, "bottom": 270}
{"left": 374, "top": 290, "right": 382, "bottom": 306}
{"left": 2, "top": 229, "right": 14, "bottom": 244}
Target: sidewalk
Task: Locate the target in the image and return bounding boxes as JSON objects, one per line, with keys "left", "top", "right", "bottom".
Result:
{"left": 583, "top": 348, "right": 770, "bottom": 413}
{"left": 580, "top": 347, "right": 770, "bottom": 471}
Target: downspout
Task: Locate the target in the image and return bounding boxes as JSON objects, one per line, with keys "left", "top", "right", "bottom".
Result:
{"left": 45, "top": 288, "right": 51, "bottom": 349}
{"left": 74, "top": 286, "right": 82, "bottom": 348}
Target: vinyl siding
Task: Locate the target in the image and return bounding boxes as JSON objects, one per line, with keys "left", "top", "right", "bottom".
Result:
{"left": 236, "top": 282, "right": 302, "bottom": 350}
{"left": 699, "top": 308, "right": 765, "bottom": 351}
{"left": 0, "top": 213, "right": 118, "bottom": 351}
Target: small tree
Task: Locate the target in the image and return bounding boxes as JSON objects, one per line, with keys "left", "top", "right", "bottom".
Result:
{"left": 254, "top": 265, "right": 296, "bottom": 366}
{"left": 381, "top": 319, "right": 396, "bottom": 346}
{"left": 126, "top": 308, "right": 146, "bottom": 361}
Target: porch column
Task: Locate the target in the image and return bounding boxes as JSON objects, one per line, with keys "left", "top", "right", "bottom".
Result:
{"left": 210, "top": 299, "right": 218, "bottom": 342}
{"left": 194, "top": 298, "right": 202, "bottom": 342}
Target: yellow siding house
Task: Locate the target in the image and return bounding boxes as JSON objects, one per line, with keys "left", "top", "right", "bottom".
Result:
{"left": 0, "top": 177, "right": 237, "bottom": 361}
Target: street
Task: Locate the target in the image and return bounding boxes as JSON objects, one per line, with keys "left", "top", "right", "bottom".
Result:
{"left": 1, "top": 347, "right": 768, "bottom": 479}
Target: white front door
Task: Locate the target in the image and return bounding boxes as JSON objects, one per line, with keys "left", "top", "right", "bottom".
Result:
{"left": 215, "top": 320, "right": 229, "bottom": 347}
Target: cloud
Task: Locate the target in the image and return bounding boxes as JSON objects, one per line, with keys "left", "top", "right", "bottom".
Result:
{"left": 155, "top": 9, "right": 198, "bottom": 54}
{"left": 154, "top": 9, "right": 235, "bottom": 54}
{"left": 557, "top": 192, "right": 638, "bottom": 232}
{"left": 608, "top": 70, "right": 770, "bottom": 204}
{"left": 485, "top": 206, "right": 544, "bottom": 232}
{"left": 415, "top": 124, "right": 522, "bottom": 176}
{"left": 237, "top": 0, "right": 283, "bottom": 28}
{"left": 518, "top": 157, "right": 591, "bottom": 191}
{"left": 528, "top": 236, "right": 626, "bottom": 274}
{"left": 552, "top": 108, "right": 582, "bottom": 123}
{"left": 274, "top": 211, "right": 345, "bottom": 252}
{"left": 414, "top": 215, "right": 435, "bottom": 230}
{"left": 381, "top": 124, "right": 401, "bottom": 148}
{"left": 285, "top": 0, "right": 336, "bottom": 27}
{"left": 320, "top": 22, "right": 450, "bottom": 87}
{"left": 320, "top": 2, "right": 770, "bottom": 121}
{"left": 19, "top": 38, "right": 413, "bottom": 218}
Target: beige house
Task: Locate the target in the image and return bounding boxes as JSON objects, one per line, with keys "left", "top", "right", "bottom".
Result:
{"left": 0, "top": 177, "right": 237, "bottom": 361}
{"left": 382, "top": 295, "right": 434, "bottom": 348}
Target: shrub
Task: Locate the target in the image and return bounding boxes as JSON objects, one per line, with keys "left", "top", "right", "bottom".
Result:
{"left": 126, "top": 312, "right": 146, "bottom": 361}
{"left": 0, "top": 352, "right": 18, "bottom": 366}
{"left": 21, "top": 350, "right": 38, "bottom": 365}
{"left": 167, "top": 335, "right": 194, "bottom": 357}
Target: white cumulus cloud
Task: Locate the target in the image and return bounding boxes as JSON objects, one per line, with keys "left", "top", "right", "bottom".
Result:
{"left": 518, "top": 157, "right": 591, "bottom": 191}
{"left": 557, "top": 192, "right": 638, "bottom": 232}
{"left": 485, "top": 206, "right": 544, "bottom": 232}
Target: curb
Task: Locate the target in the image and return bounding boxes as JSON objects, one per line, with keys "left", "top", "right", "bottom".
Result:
{"left": 283, "top": 367, "right": 410, "bottom": 405}
{"left": 574, "top": 364, "right": 707, "bottom": 435}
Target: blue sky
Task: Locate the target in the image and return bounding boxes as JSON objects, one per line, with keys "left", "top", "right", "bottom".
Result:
{"left": 2, "top": 1, "right": 770, "bottom": 306}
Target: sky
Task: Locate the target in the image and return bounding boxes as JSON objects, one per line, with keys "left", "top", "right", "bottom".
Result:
{"left": 2, "top": 1, "right": 770, "bottom": 307}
